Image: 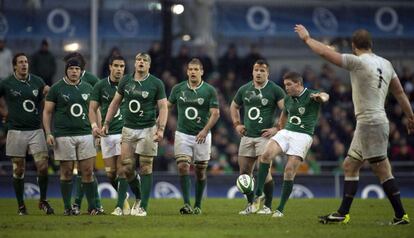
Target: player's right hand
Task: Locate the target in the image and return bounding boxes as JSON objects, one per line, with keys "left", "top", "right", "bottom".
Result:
{"left": 46, "top": 134, "right": 55, "bottom": 147}
{"left": 235, "top": 124, "right": 247, "bottom": 136}
{"left": 100, "top": 125, "right": 109, "bottom": 137}
{"left": 294, "top": 24, "right": 310, "bottom": 42}
{"left": 92, "top": 126, "right": 101, "bottom": 137}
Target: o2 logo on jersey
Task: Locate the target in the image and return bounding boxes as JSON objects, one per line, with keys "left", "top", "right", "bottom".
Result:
{"left": 23, "top": 100, "right": 37, "bottom": 114}
{"left": 129, "top": 100, "right": 144, "bottom": 116}
{"left": 289, "top": 116, "right": 301, "bottom": 125}
{"left": 185, "top": 107, "right": 201, "bottom": 123}
{"left": 24, "top": 183, "right": 40, "bottom": 199}
{"left": 70, "top": 103, "right": 86, "bottom": 119}
{"left": 247, "top": 107, "right": 263, "bottom": 124}
{"left": 154, "top": 182, "right": 181, "bottom": 198}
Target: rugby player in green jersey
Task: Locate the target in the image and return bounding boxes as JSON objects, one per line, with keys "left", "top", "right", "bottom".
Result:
{"left": 43, "top": 58, "right": 102, "bottom": 215}
{"left": 0, "top": 53, "right": 54, "bottom": 215}
{"left": 251, "top": 71, "right": 329, "bottom": 217}
{"left": 168, "top": 58, "right": 220, "bottom": 215}
{"left": 89, "top": 55, "right": 132, "bottom": 215}
{"left": 62, "top": 52, "right": 103, "bottom": 214}
{"left": 102, "top": 53, "right": 168, "bottom": 216}
{"left": 230, "top": 59, "right": 285, "bottom": 215}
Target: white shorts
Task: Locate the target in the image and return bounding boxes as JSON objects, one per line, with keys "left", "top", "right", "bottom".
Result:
{"left": 122, "top": 126, "right": 158, "bottom": 156}
{"left": 348, "top": 122, "right": 389, "bottom": 160}
{"left": 174, "top": 131, "right": 211, "bottom": 162}
{"left": 6, "top": 129, "right": 48, "bottom": 157}
{"left": 54, "top": 135, "right": 97, "bottom": 161}
{"left": 238, "top": 136, "right": 269, "bottom": 157}
{"left": 271, "top": 129, "right": 313, "bottom": 160}
{"left": 101, "top": 134, "right": 122, "bottom": 159}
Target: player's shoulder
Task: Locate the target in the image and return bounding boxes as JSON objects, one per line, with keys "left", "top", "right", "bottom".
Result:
{"left": 29, "top": 73, "right": 44, "bottom": 82}
{"left": 202, "top": 81, "right": 217, "bottom": 91}
{"left": 148, "top": 74, "right": 163, "bottom": 84}
{"left": 172, "top": 80, "right": 187, "bottom": 90}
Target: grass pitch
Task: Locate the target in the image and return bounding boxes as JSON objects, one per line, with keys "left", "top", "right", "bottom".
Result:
{"left": 0, "top": 198, "right": 412, "bottom": 238}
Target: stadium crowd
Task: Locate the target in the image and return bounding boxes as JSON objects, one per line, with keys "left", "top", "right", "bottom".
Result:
{"left": 0, "top": 42, "right": 413, "bottom": 176}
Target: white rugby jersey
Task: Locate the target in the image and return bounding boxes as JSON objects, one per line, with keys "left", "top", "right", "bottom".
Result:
{"left": 342, "top": 53, "right": 397, "bottom": 124}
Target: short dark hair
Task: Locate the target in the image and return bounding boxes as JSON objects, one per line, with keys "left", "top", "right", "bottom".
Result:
{"left": 254, "top": 59, "right": 270, "bottom": 71}
{"left": 352, "top": 29, "right": 373, "bottom": 50}
{"left": 135, "top": 53, "right": 151, "bottom": 64}
{"left": 63, "top": 52, "right": 86, "bottom": 69}
{"left": 109, "top": 55, "right": 125, "bottom": 65}
{"left": 283, "top": 71, "right": 303, "bottom": 85}
{"left": 188, "top": 58, "right": 203, "bottom": 70}
{"left": 12, "top": 53, "right": 27, "bottom": 67}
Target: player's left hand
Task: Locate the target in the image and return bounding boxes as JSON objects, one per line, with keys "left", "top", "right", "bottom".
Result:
{"left": 310, "top": 93, "right": 324, "bottom": 103}
{"left": 261, "top": 127, "right": 278, "bottom": 138}
{"left": 153, "top": 129, "right": 164, "bottom": 142}
{"left": 294, "top": 24, "right": 310, "bottom": 42}
{"left": 196, "top": 129, "right": 208, "bottom": 144}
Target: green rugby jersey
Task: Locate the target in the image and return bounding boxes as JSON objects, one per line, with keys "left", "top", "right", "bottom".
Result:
{"left": 90, "top": 77, "right": 124, "bottom": 134}
{"left": 117, "top": 73, "right": 166, "bottom": 129}
{"left": 233, "top": 80, "right": 285, "bottom": 137}
{"left": 169, "top": 81, "right": 219, "bottom": 136}
{"left": 284, "top": 88, "right": 322, "bottom": 136}
{"left": 46, "top": 78, "right": 93, "bottom": 137}
{"left": 0, "top": 74, "right": 46, "bottom": 130}
{"left": 81, "top": 71, "right": 99, "bottom": 87}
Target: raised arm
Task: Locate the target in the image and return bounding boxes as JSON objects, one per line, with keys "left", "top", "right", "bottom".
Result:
{"left": 389, "top": 77, "right": 414, "bottom": 134}
{"left": 310, "top": 92, "right": 330, "bottom": 103}
{"left": 295, "top": 24, "right": 343, "bottom": 67}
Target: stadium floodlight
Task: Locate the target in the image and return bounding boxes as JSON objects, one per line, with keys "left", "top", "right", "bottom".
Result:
{"left": 182, "top": 34, "right": 191, "bottom": 41}
{"left": 64, "top": 42, "right": 80, "bottom": 52}
{"left": 171, "top": 4, "right": 184, "bottom": 15}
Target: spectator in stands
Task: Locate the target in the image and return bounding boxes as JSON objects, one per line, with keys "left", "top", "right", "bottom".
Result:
{"left": 0, "top": 39, "right": 13, "bottom": 80}
{"left": 218, "top": 43, "right": 240, "bottom": 78}
{"left": 30, "top": 39, "right": 56, "bottom": 86}
{"left": 148, "top": 41, "right": 165, "bottom": 77}
{"left": 241, "top": 43, "right": 263, "bottom": 81}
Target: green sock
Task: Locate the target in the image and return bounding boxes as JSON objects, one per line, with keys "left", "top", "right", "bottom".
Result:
{"left": 140, "top": 174, "right": 152, "bottom": 210}
{"left": 74, "top": 175, "right": 84, "bottom": 207}
{"left": 110, "top": 176, "right": 118, "bottom": 190}
{"left": 255, "top": 163, "right": 270, "bottom": 196}
{"left": 264, "top": 180, "right": 274, "bottom": 209}
{"left": 116, "top": 178, "right": 128, "bottom": 208}
{"left": 60, "top": 180, "right": 73, "bottom": 210}
{"left": 194, "top": 179, "right": 206, "bottom": 208}
{"left": 246, "top": 191, "right": 254, "bottom": 203}
{"left": 83, "top": 181, "right": 96, "bottom": 210}
{"left": 13, "top": 177, "right": 25, "bottom": 207}
{"left": 37, "top": 175, "right": 48, "bottom": 201}
{"left": 128, "top": 175, "right": 142, "bottom": 200}
{"left": 93, "top": 175, "right": 102, "bottom": 208}
{"left": 180, "top": 175, "right": 191, "bottom": 205}
{"left": 277, "top": 180, "right": 293, "bottom": 212}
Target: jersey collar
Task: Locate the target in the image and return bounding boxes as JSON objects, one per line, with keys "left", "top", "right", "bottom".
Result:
{"left": 187, "top": 80, "right": 204, "bottom": 90}
{"left": 252, "top": 80, "right": 269, "bottom": 90}
{"left": 296, "top": 88, "right": 308, "bottom": 98}
{"left": 63, "top": 76, "right": 82, "bottom": 86}
{"left": 13, "top": 73, "right": 31, "bottom": 83}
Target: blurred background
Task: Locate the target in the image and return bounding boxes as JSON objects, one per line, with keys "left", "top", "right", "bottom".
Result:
{"left": 0, "top": 0, "right": 413, "bottom": 182}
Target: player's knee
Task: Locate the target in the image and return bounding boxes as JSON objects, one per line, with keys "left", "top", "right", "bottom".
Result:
{"left": 195, "top": 161, "right": 208, "bottom": 180}
{"left": 60, "top": 168, "right": 73, "bottom": 180}
{"left": 176, "top": 156, "right": 191, "bottom": 175}
{"left": 105, "top": 169, "right": 117, "bottom": 181}
{"left": 81, "top": 166, "right": 94, "bottom": 180}
{"left": 34, "top": 156, "right": 49, "bottom": 176}
{"left": 139, "top": 156, "right": 153, "bottom": 175}
{"left": 283, "top": 166, "right": 296, "bottom": 180}
{"left": 12, "top": 158, "right": 25, "bottom": 178}
{"left": 261, "top": 151, "right": 273, "bottom": 163}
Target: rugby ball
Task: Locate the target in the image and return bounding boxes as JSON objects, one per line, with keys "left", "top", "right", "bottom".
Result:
{"left": 236, "top": 174, "right": 254, "bottom": 194}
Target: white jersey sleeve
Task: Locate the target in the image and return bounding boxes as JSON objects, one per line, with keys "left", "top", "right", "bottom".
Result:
{"left": 342, "top": 54, "right": 363, "bottom": 71}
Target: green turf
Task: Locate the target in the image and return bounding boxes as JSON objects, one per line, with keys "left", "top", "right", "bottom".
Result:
{"left": 0, "top": 198, "right": 412, "bottom": 238}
